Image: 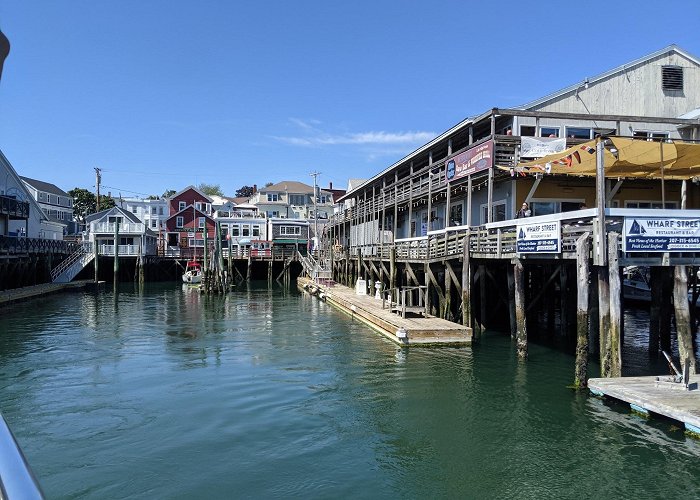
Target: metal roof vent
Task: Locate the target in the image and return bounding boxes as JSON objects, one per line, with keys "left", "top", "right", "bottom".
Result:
{"left": 662, "top": 65, "right": 683, "bottom": 91}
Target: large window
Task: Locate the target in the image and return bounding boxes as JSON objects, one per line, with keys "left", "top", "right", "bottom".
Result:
{"left": 633, "top": 130, "right": 669, "bottom": 141}
{"left": 539, "top": 127, "right": 559, "bottom": 137}
{"left": 280, "top": 226, "right": 301, "bottom": 236}
{"left": 530, "top": 200, "right": 584, "bottom": 216}
{"left": 449, "top": 203, "right": 463, "bottom": 226}
{"left": 625, "top": 201, "right": 677, "bottom": 209}
{"left": 289, "top": 194, "right": 306, "bottom": 205}
{"left": 566, "top": 127, "right": 592, "bottom": 139}
{"left": 480, "top": 200, "right": 506, "bottom": 224}
{"left": 267, "top": 193, "right": 279, "bottom": 202}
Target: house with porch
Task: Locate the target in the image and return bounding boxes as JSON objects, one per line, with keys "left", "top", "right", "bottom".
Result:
{"left": 84, "top": 206, "right": 158, "bottom": 256}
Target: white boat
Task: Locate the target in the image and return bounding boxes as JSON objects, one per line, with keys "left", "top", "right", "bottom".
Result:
{"left": 182, "top": 261, "right": 202, "bottom": 284}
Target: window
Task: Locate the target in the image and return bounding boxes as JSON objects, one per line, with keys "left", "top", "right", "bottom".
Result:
{"left": 633, "top": 130, "right": 669, "bottom": 141}
{"left": 230, "top": 225, "right": 240, "bottom": 237}
{"left": 625, "top": 201, "right": 677, "bottom": 209}
{"left": 151, "top": 207, "right": 157, "bottom": 215}
{"left": 480, "top": 200, "right": 506, "bottom": 224}
{"left": 205, "top": 203, "right": 211, "bottom": 213}
{"left": 159, "top": 207, "right": 164, "bottom": 215}
{"left": 179, "top": 201, "right": 186, "bottom": 211}
{"left": 267, "top": 210, "right": 279, "bottom": 217}
{"left": 319, "top": 195, "right": 328, "bottom": 204}
{"left": 289, "top": 194, "right": 306, "bottom": 205}
{"left": 267, "top": 193, "right": 279, "bottom": 202}
{"left": 662, "top": 66, "right": 683, "bottom": 91}
{"left": 280, "top": 226, "right": 301, "bottom": 236}
{"left": 176, "top": 216, "right": 184, "bottom": 228}
{"left": 242, "top": 224, "right": 251, "bottom": 237}
{"left": 449, "top": 203, "right": 463, "bottom": 226}
{"left": 539, "top": 127, "right": 559, "bottom": 137}
{"left": 151, "top": 219, "right": 157, "bottom": 228}
{"left": 198, "top": 217, "right": 205, "bottom": 229}
{"left": 252, "top": 225, "right": 261, "bottom": 237}
{"left": 566, "top": 127, "right": 592, "bottom": 139}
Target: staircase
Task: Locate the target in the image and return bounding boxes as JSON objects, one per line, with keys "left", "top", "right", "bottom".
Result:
{"left": 51, "top": 244, "right": 95, "bottom": 283}
{"left": 297, "top": 251, "right": 333, "bottom": 284}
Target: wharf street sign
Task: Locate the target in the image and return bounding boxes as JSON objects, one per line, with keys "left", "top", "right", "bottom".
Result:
{"left": 623, "top": 217, "right": 700, "bottom": 252}
{"left": 516, "top": 221, "right": 561, "bottom": 254}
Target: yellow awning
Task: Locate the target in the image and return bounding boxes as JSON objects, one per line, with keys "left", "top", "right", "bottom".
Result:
{"left": 509, "top": 138, "right": 700, "bottom": 180}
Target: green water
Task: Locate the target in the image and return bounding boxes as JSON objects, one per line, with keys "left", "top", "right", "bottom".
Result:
{"left": 0, "top": 284, "right": 698, "bottom": 499}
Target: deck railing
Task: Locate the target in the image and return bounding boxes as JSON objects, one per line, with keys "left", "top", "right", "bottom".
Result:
{"left": 0, "top": 195, "right": 30, "bottom": 219}
{"left": 91, "top": 222, "right": 145, "bottom": 234}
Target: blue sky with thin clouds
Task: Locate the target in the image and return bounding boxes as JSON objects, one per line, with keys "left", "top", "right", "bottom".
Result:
{"left": 2, "top": 1, "right": 700, "bottom": 198}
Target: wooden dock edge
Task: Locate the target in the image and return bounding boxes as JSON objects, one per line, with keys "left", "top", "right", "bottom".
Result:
{"left": 297, "top": 277, "right": 471, "bottom": 347}
{"left": 589, "top": 376, "right": 700, "bottom": 438}
{"left": 0, "top": 280, "right": 95, "bottom": 307}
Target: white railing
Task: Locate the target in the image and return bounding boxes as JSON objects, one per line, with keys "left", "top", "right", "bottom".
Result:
{"left": 91, "top": 222, "right": 145, "bottom": 234}
{"left": 52, "top": 242, "right": 95, "bottom": 283}
{"left": 99, "top": 244, "right": 140, "bottom": 256}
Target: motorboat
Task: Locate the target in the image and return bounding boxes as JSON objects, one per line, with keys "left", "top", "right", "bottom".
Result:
{"left": 182, "top": 261, "right": 202, "bottom": 284}
{"left": 623, "top": 266, "right": 699, "bottom": 307}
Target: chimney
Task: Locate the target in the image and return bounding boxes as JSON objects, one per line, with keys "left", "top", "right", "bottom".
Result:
{"left": 253, "top": 184, "right": 257, "bottom": 193}
{"left": 329, "top": 182, "right": 333, "bottom": 189}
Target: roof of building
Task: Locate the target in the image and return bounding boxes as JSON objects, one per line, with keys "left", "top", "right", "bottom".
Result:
{"left": 85, "top": 206, "right": 142, "bottom": 225}
{"left": 169, "top": 185, "right": 213, "bottom": 202}
{"left": 20, "top": 176, "right": 69, "bottom": 197}
{"left": 262, "top": 180, "right": 330, "bottom": 194}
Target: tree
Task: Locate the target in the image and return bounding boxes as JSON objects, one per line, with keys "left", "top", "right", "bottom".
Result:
{"left": 198, "top": 183, "right": 224, "bottom": 197}
{"left": 68, "top": 188, "right": 115, "bottom": 223}
{"left": 162, "top": 189, "right": 176, "bottom": 199}
{"left": 235, "top": 185, "right": 255, "bottom": 198}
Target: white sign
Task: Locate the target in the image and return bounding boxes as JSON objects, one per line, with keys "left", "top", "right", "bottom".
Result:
{"left": 520, "top": 137, "right": 566, "bottom": 158}
{"left": 516, "top": 221, "right": 561, "bottom": 253}
{"left": 623, "top": 217, "right": 700, "bottom": 252}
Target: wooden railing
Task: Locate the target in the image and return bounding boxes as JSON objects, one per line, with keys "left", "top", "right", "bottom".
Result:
{"left": 0, "top": 195, "right": 30, "bottom": 219}
{"left": 0, "top": 235, "right": 78, "bottom": 255}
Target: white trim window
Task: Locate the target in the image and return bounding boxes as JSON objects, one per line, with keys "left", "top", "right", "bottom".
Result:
{"left": 179, "top": 201, "right": 186, "bottom": 211}
{"left": 267, "top": 193, "right": 279, "bottom": 202}
{"left": 198, "top": 217, "right": 205, "bottom": 229}
{"left": 176, "top": 216, "right": 184, "bottom": 228}
{"left": 280, "top": 225, "right": 302, "bottom": 236}
{"left": 230, "top": 225, "right": 240, "bottom": 237}
{"left": 252, "top": 224, "right": 261, "bottom": 237}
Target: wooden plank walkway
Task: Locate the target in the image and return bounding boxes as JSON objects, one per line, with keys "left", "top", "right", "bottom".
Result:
{"left": 589, "top": 375, "right": 700, "bottom": 436}
{"left": 0, "top": 280, "right": 93, "bottom": 306}
{"left": 297, "top": 277, "right": 472, "bottom": 346}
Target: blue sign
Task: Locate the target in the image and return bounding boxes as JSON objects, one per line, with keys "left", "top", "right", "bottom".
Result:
{"left": 516, "top": 221, "right": 561, "bottom": 253}
{"left": 623, "top": 217, "right": 700, "bottom": 252}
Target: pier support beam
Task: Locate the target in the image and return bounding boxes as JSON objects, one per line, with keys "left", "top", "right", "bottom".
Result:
{"left": 608, "top": 232, "right": 622, "bottom": 377}
{"left": 674, "top": 266, "right": 698, "bottom": 374}
{"left": 461, "top": 232, "right": 472, "bottom": 328}
{"left": 649, "top": 266, "right": 662, "bottom": 356}
{"left": 514, "top": 258, "right": 527, "bottom": 360}
{"left": 507, "top": 265, "right": 516, "bottom": 338}
{"left": 574, "top": 233, "right": 590, "bottom": 388}
{"left": 598, "top": 266, "right": 611, "bottom": 377}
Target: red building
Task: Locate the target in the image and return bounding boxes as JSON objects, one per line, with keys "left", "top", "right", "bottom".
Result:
{"left": 164, "top": 186, "right": 216, "bottom": 258}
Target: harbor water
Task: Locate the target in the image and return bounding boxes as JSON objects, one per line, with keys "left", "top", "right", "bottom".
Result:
{"left": 0, "top": 283, "right": 699, "bottom": 498}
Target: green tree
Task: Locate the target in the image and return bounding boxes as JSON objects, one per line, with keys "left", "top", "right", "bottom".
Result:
{"left": 235, "top": 185, "right": 255, "bottom": 198}
{"left": 68, "top": 188, "right": 115, "bottom": 222}
{"left": 162, "top": 189, "right": 176, "bottom": 199}
{"left": 198, "top": 183, "right": 224, "bottom": 197}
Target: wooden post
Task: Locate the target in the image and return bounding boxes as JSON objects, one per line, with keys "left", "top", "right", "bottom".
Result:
{"left": 608, "top": 232, "right": 622, "bottom": 377}
{"left": 598, "top": 266, "right": 611, "bottom": 377}
{"left": 268, "top": 260, "right": 273, "bottom": 283}
{"left": 138, "top": 244, "right": 144, "bottom": 286}
{"left": 461, "top": 231, "right": 472, "bottom": 327}
{"left": 594, "top": 138, "right": 607, "bottom": 266}
{"left": 507, "top": 264, "right": 516, "bottom": 338}
{"left": 649, "top": 266, "right": 661, "bottom": 356}
{"left": 560, "top": 264, "right": 569, "bottom": 338}
{"left": 247, "top": 253, "right": 252, "bottom": 281}
{"left": 424, "top": 262, "right": 431, "bottom": 316}
{"left": 514, "top": 258, "right": 527, "bottom": 359}
{"left": 93, "top": 239, "right": 99, "bottom": 282}
{"left": 660, "top": 269, "right": 673, "bottom": 354}
{"left": 389, "top": 246, "right": 396, "bottom": 298}
{"left": 444, "top": 263, "right": 452, "bottom": 321}
{"left": 574, "top": 233, "right": 590, "bottom": 388}
{"left": 479, "top": 264, "right": 487, "bottom": 333}
{"left": 113, "top": 220, "right": 120, "bottom": 283}
{"left": 674, "top": 266, "right": 698, "bottom": 374}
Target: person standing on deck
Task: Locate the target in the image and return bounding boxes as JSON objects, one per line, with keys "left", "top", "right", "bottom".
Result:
{"left": 516, "top": 202, "right": 531, "bottom": 218}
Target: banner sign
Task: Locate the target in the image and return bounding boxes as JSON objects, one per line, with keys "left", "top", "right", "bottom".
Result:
{"left": 623, "top": 217, "right": 700, "bottom": 252}
{"left": 516, "top": 221, "right": 561, "bottom": 253}
{"left": 446, "top": 140, "right": 493, "bottom": 182}
{"left": 520, "top": 137, "right": 566, "bottom": 158}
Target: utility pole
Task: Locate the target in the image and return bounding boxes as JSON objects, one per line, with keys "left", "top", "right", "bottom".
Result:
{"left": 310, "top": 171, "right": 320, "bottom": 254}
{"left": 95, "top": 167, "right": 102, "bottom": 212}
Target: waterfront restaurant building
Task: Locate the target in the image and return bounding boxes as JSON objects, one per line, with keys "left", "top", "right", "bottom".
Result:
{"left": 331, "top": 45, "right": 700, "bottom": 252}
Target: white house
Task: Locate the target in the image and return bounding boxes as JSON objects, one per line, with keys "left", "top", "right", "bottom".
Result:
{"left": 84, "top": 206, "right": 158, "bottom": 256}
{"left": 21, "top": 176, "right": 74, "bottom": 238}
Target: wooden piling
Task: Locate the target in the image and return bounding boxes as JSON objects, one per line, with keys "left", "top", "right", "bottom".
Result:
{"left": 113, "top": 221, "right": 120, "bottom": 283}
{"left": 461, "top": 232, "right": 472, "bottom": 328}
{"left": 574, "top": 233, "right": 590, "bottom": 388}
{"left": 608, "top": 232, "right": 622, "bottom": 377}
{"left": 514, "top": 258, "right": 527, "bottom": 359}
{"left": 389, "top": 247, "right": 396, "bottom": 297}
{"left": 660, "top": 269, "right": 673, "bottom": 354}
{"left": 507, "top": 265, "right": 516, "bottom": 338}
{"left": 598, "top": 266, "right": 611, "bottom": 377}
{"left": 94, "top": 241, "right": 99, "bottom": 282}
{"left": 674, "top": 265, "right": 698, "bottom": 374}
{"left": 649, "top": 266, "right": 661, "bottom": 356}
{"left": 247, "top": 253, "right": 252, "bottom": 281}
{"left": 479, "top": 264, "right": 487, "bottom": 334}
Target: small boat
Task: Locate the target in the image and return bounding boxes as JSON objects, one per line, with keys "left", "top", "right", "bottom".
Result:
{"left": 623, "top": 266, "right": 699, "bottom": 307}
{"left": 182, "top": 261, "right": 202, "bottom": 284}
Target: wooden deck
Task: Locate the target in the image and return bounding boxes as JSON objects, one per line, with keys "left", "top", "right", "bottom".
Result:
{"left": 589, "top": 375, "right": 700, "bottom": 436}
{"left": 297, "top": 277, "right": 472, "bottom": 346}
{"left": 0, "top": 280, "right": 93, "bottom": 306}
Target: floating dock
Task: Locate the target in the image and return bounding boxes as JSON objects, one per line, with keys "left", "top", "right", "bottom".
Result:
{"left": 297, "top": 277, "right": 471, "bottom": 346}
{"left": 0, "top": 280, "right": 93, "bottom": 306}
{"left": 589, "top": 375, "right": 700, "bottom": 436}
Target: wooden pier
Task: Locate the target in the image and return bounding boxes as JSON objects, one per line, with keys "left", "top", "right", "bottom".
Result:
{"left": 297, "top": 276, "right": 472, "bottom": 346}
{"left": 0, "top": 280, "right": 93, "bottom": 306}
{"left": 589, "top": 375, "right": 700, "bottom": 436}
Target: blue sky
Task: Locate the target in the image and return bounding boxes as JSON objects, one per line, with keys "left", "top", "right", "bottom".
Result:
{"left": 2, "top": 1, "right": 700, "bottom": 198}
